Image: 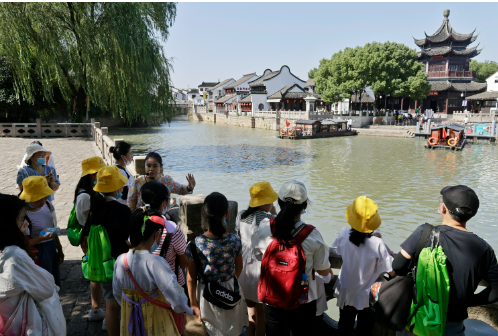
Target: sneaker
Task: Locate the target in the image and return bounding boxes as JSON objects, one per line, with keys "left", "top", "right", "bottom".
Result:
{"left": 102, "top": 318, "right": 107, "bottom": 331}
{"left": 88, "top": 308, "right": 105, "bottom": 321}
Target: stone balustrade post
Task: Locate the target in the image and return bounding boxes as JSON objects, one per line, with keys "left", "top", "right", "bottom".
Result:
{"left": 133, "top": 156, "right": 146, "bottom": 176}
{"left": 101, "top": 127, "right": 108, "bottom": 163}
{"left": 36, "top": 118, "right": 42, "bottom": 138}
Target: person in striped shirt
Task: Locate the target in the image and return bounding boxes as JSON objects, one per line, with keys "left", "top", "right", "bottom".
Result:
{"left": 141, "top": 181, "right": 188, "bottom": 288}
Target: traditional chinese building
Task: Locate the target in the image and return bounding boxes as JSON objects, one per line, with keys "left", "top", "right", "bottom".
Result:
{"left": 413, "top": 9, "right": 486, "bottom": 114}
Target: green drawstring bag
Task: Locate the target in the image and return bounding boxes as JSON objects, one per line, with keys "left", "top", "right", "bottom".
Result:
{"left": 406, "top": 228, "right": 450, "bottom": 336}
{"left": 67, "top": 205, "right": 82, "bottom": 246}
{"left": 82, "top": 225, "right": 115, "bottom": 283}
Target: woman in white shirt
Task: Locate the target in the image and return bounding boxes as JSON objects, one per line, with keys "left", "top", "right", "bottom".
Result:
{"left": 252, "top": 180, "right": 332, "bottom": 336}
{"left": 109, "top": 141, "right": 134, "bottom": 205}
{"left": 74, "top": 156, "right": 107, "bottom": 323}
{"left": 332, "top": 196, "right": 394, "bottom": 336}
{"left": 0, "top": 193, "right": 65, "bottom": 336}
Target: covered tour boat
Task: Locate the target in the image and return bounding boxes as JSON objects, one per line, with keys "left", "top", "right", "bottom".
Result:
{"left": 425, "top": 123, "right": 466, "bottom": 150}
{"left": 279, "top": 119, "right": 357, "bottom": 140}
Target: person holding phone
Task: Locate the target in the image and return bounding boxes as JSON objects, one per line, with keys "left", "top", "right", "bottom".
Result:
{"left": 17, "top": 143, "right": 60, "bottom": 202}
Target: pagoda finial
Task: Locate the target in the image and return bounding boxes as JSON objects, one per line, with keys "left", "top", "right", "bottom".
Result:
{"left": 443, "top": 9, "right": 450, "bottom": 21}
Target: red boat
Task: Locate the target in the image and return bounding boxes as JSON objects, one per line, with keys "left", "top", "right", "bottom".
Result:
{"left": 425, "top": 123, "right": 466, "bottom": 150}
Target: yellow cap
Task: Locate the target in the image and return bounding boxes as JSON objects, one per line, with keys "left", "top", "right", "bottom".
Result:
{"left": 248, "top": 182, "right": 278, "bottom": 208}
{"left": 93, "top": 165, "right": 127, "bottom": 193}
{"left": 81, "top": 156, "right": 106, "bottom": 177}
{"left": 345, "top": 196, "right": 381, "bottom": 233}
{"left": 20, "top": 176, "right": 54, "bottom": 202}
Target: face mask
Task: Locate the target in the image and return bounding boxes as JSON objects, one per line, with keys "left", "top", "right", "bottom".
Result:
{"left": 36, "top": 158, "right": 46, "bottom": 165}
{"left": 302, "top": 209, "right": 306, "bottom": 214}
{"left": 162, "top": 205, "right": 170, "bottom": 216}
{"left": 28, "top": 203, "right": 36, "bottom": 209}
{"left": 223, "top": 220, "right": 227, "bottom": 226}
{"left": 124, "top": 158, "right": 132, "bottom": 166}
{"left": 150, "top": 241, "right": 159, "bottom": 253}
{"left": 93, "top": 180, "right": 97, "bottom": 186}
{"left": 116, "top": 192, "right": 123, "bottom": 199}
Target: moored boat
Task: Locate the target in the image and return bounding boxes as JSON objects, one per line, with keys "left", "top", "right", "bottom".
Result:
{"left": 279, "top": 119, "right": 357, "bottom": 139}
{"left": 425, "top": 123, "right": 466, "bottom": 150}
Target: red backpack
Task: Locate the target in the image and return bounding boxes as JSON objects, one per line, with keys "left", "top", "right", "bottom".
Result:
{"left": 257, "top": 218, "right": 315, "bottom": 310}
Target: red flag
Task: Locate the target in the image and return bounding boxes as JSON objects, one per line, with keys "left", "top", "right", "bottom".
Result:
{"left": 442, "top": 127, "right": 447, "bottom": 139}
{"left": 286, "top": 119, "right": 290, "bottom": 127}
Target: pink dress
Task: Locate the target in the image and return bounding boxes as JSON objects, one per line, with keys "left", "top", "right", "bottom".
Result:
{"left": 127, "top": 175, "right": 192, "bottom": 210}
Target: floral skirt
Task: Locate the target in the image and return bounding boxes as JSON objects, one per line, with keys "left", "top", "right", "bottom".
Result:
{"left": 120, "top": 288, "right": 179, "bottom": 336}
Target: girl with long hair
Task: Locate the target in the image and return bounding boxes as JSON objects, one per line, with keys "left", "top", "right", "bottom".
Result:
{"left": 0, "top": 193, "right": 65, "bottom": 336}
{"left": 109, "top": 141, "right": 134, "bottom": 205}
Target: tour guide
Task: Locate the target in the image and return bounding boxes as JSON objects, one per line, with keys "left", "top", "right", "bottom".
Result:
{"left": 393, "top": 185, "right": 498, "bottom": 336}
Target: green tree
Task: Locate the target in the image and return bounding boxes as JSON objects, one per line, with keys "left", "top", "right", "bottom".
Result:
{"left": 470, "top": 60, "right": 498, "bottom": 83}
{"left": 308, "top": 67, "right": 318, "bottom": 79}
{"left": 315, "top": 42, "right": 431, "bottom": 109}
{"left": 0, "top": 3, "right": 176, "bottom": 123}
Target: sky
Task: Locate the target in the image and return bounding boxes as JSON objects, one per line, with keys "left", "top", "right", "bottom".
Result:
{"left": 163, "top": 2, "right": 498, "bottom": 89}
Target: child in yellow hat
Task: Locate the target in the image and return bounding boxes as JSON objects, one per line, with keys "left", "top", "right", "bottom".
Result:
{"left": 20, "top": 176, "right": 63, "bottom": 287}
{"left": 332, "top": 196, "right": 394, "bottom": 336}
{"left": 236, "top": 182, "right": 278, "bottom": 336}
{"left": 80, "top": 165, "right": 131, "bottom": 334}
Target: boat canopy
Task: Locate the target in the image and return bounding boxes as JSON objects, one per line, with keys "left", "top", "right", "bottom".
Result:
{"left": 295, "top": 119, "right": 319, "bottom": 125}
{"left": 431, "top": 123, "right": 465, "bottom": 132}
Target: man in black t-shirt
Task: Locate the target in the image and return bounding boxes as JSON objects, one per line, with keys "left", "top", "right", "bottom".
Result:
{"left": 393, "top": 185, "right": 498, "bottom": 335}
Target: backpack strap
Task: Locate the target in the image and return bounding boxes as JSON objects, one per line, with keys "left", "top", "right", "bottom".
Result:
{"left": 116, "top": 165, "right": 130, "bottom": 179}
{"left": 413, "top": 223, "right": 434, "bottom": 267}
{"left": 159, "top": 231, "right": 181, "bottom": 279}
{"left": 293, "top": 224, "right": 315, "bottom": 245}
{"left": 123, "top": 253, "right": 172, "bottom": 310}
{"left": 189, "top": 240, "right": 209, "bottom": 284}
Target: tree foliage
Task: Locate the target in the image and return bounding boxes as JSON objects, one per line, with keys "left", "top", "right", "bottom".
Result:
{"left": 0, "top": 2, "right": 177, "bottom": 123}
{"left": 308, "top": 67, "right": 318, "bottom": 79}
{"left": 470, "top": 60, "right": 498, "bottom": 83}
{"left": 315, "top": 42, "right": 431, "bottom": 105}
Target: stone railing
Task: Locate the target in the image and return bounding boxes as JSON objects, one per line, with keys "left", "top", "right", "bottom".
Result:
{"left": 0, "top": 118, "right": 93, "bottom": 138}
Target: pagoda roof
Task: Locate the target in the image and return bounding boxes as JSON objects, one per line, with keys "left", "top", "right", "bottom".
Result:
{"left": 414, "top": 10, "right": 477, "bottom": 47}
{"left": 429, "top": 81, "right": 487, "bottom": 92}
{"left": 351, "top": 91, "right": 375, "bottom": 103}
{"left": 466, "top": 91, "right": 498, "bottom": 101}
{"left": 198, "top": 82, "right": 219, "bottom": 88}
{"left": 418, "top": 44, "right": 483, "bottom": 58}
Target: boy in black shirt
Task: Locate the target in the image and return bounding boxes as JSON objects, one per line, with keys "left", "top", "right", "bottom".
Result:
{"left": 393, "top": 185, "right": 498, "bottom": 335}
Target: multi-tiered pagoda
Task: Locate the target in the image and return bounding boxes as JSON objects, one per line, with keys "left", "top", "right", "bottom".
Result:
{"left": 414, "top": 9, "right": 486, "bottom": 114}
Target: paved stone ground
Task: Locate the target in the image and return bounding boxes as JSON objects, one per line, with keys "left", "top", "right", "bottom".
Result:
{"left": 0, "top": 137, "right": 109, "bottom": 335}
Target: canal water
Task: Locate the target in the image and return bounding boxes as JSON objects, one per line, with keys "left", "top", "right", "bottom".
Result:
{"left": 109, "top": 117, "right": 498, "bottom": 323}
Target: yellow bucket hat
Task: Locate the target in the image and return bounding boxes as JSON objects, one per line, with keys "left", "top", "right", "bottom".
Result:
{"left": 94, "top": 165, "right": 127, "bottom": 193}
{"left": 249, "top": 182, "right": 278, "bottom": 208}
{"left": 345, "top": 196, "right": 381, "bottom": 233}
{"left": 20, "top": 176, "right": 54, "bottom": 203}
{"left": 81, "top": 156, "right": 106, "bottom": 177}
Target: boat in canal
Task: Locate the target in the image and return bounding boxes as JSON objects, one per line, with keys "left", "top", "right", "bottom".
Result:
{"left": 425, "top": 123, "right": 466, "bottom": 150}
{"left": 279, "top": 119, "right": 357, "bottom": 140}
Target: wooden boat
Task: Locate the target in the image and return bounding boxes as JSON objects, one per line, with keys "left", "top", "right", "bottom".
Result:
{"left": 279, "top": 119, "right": 357, "bottom": 139}
{"left": 425, "top": 123, "right": 466, "bottom": 150}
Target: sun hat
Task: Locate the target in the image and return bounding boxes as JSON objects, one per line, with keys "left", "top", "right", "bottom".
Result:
{"left": 25, "top": 143, "right": 52, "bottom": 163}
{"left": 93, "top": 165, "right": 127, "bottom": 193}
{"left": 248, "top": 182, "right": 279, "bottom": 208}
{"left": 19, "top": 176, "right": 54, "bottom": 202}
{"left": 278, "top": 180, "right": 308, "bottom": 204}
{"left": 345, "top": 196, "right": 381, "bottom": 233}
{"left": 81, "top": 156, "right": 107, "bottom": 177}
{"left": 440, "top": 185, "right": 479, "bottom": 216}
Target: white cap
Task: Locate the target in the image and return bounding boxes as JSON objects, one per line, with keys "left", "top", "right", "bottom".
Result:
{"left": 278, "top": 180, "right": 308, "bottom": 205}
{"left": 25, "top": 144, "right": 52, "bottom": 163}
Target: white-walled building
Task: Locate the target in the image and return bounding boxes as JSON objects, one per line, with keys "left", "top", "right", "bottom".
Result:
{"left": 172, "top": 87, "right": 188, "bottom": 101}
{"left": 486, "top": 70, "right": 498, "bottom": 92}
{"left": 208, "top": 78, "right": 235, "bottom": 111}
{"left": 241, "top": 66, "right": 307, "bottom": 114}
{"left": 215, "top": 73, "right": 259, "bottom": 114}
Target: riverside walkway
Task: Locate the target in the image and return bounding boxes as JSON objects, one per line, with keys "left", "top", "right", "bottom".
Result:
{"left": 0, "top": 137, "right": 108, "bottom": 336}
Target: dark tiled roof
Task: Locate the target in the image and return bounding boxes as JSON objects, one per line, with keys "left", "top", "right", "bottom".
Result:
{"left": 414, "top": 11, "right": 476, "bottom": 47}
{"left": 268, "top": 85, "right": 320, "bottom": 100}
{"left": 466, "top": 91, "right": 498, "bottom": 101}
{"left": 214, "top": 94, "right": 236, "bottom": 104}
{"left": 249, "top": 71, "right": 279, "bottom": 87}
{"left": 351, "top": 92, "right": 375, "bottom": 103}
{"left": 268, "top": 86, "right": 291, "bottom": 99}
{"left": 209, "top": 79, "right": 234, "bottom": 92}
{"left": 198, "top": 82, "right": 219, "bottom": 88}
{"left": 239, "top": 95, "right": 252, "bottom": 103}
{"left": 432, "top": 123, "right": 465, "bottom": 132}
{"left": 418, "top": 45, "right": 482, "bottom": 59}
{"left": 188, "top": 89, "right": 199, "bottom": 94}
{"left": 305, "top": 78, "right": 315, "bottom": 88}
{"left": 225, "top": 73, "right": 257, "bottom": 89}
{"left": 430, "top": 81, "right": 487, "bottom": 92}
